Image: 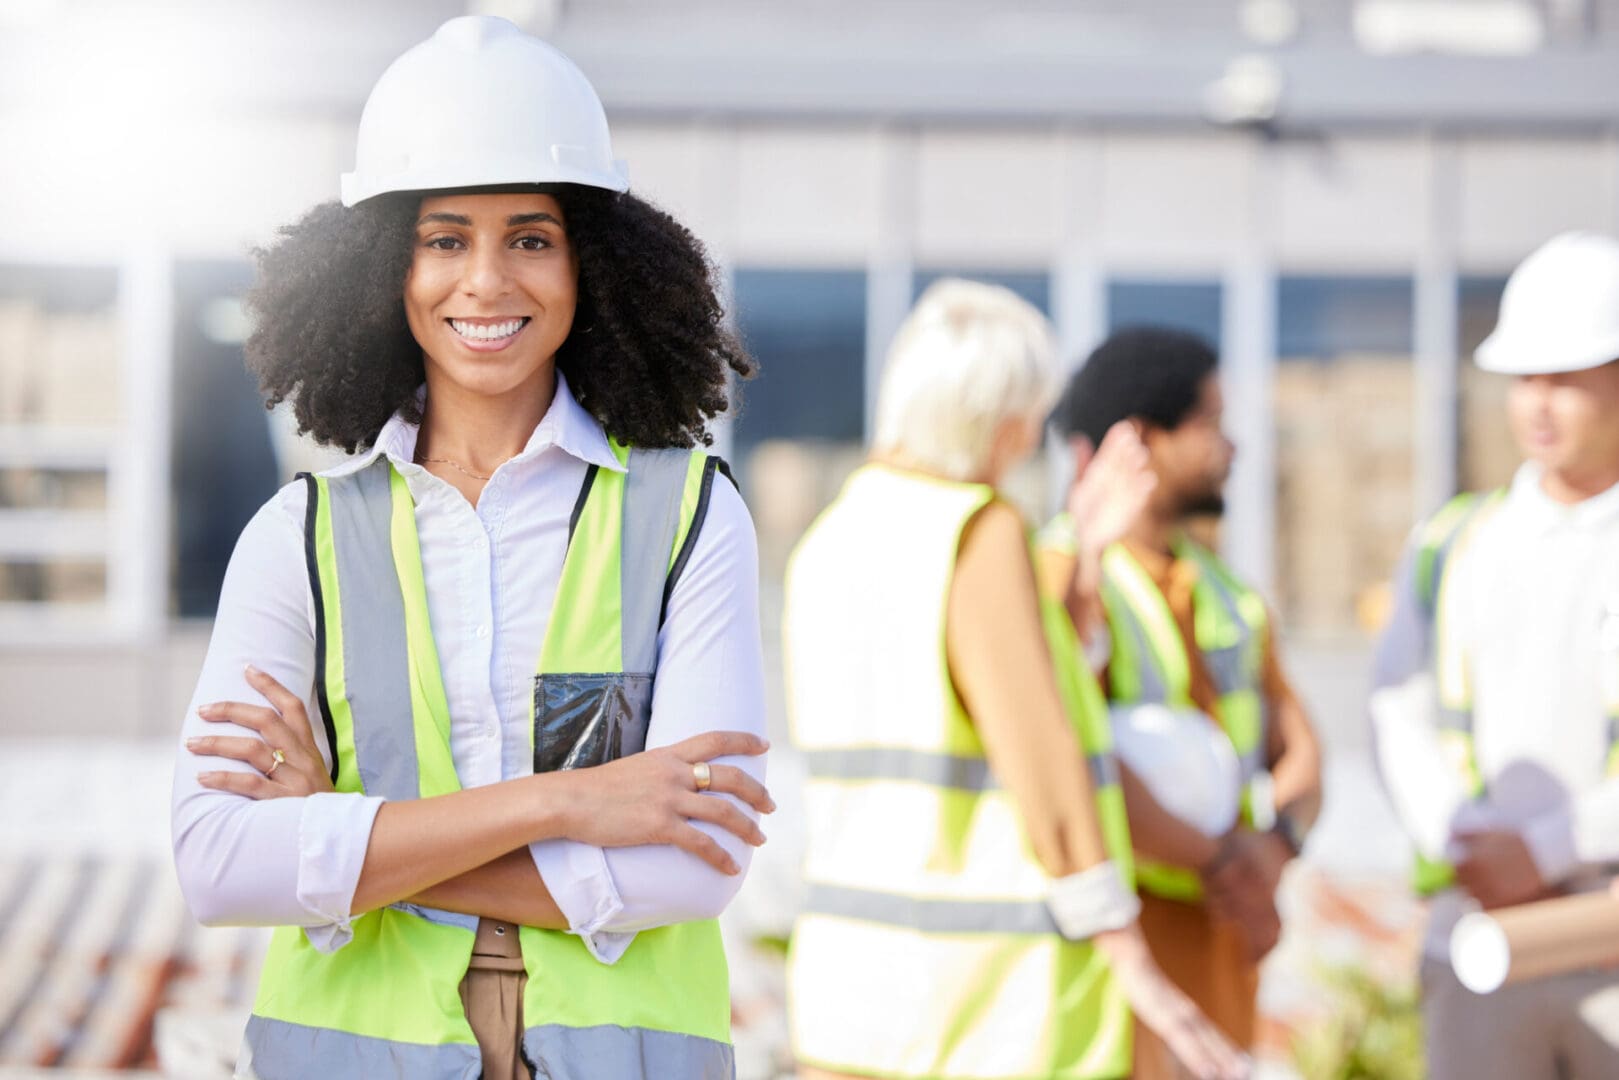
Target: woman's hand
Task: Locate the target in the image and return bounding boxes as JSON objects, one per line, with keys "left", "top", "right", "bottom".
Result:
{"left": 553, "top": 730, "right": 775, "bottom": 875}
{"left": 1095, "top": 924, "right": 1251, "bottom": 1080}
{"left": 1066, "top": 420, "right": 1157, "bottom": 560}
{"left": 189, "top": 665, "right": 335, "bottom": 797}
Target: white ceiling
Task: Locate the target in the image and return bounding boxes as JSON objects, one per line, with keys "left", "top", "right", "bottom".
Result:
{"left": 2, "top": 0, "right": 1616, "bottom": 129}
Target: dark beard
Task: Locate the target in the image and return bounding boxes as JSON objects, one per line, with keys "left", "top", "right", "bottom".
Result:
{"left": 1180, "top": 491, "right": 1226, "bottom": 518}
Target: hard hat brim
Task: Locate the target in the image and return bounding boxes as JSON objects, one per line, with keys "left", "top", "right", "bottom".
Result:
{"left": 340, "top": 159, "right": 630, "bottom": 209}
{"left": 1475, "top": 328, "right": 1619, "bottom": 376}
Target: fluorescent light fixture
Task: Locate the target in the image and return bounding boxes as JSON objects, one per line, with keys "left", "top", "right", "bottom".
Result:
{"left": 1204, "top": 54, "right": 1285, "bottom": 125}
{"left": 1241, "top": 0, "right": 1302, "bottom": 47}
{"left": 1354, "top": 0, "right": 1545, "bottom": 56}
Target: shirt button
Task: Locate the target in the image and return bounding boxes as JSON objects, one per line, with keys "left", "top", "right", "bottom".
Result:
{"left": 476, "top": 624, "right": 490, "bottom": 639}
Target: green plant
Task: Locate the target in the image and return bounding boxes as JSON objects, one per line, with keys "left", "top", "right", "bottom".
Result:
{"left": 1290, "top": 965, "right": 1425, "bottom": 1080}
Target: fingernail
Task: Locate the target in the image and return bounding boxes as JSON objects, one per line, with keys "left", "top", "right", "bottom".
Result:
{"left": 760, "top": 739, "right": 771, "bottom": 751}
{"left": 244, "top": 664, "right": 261, "bottom": 678}
{"left": 198, "top": 704, "right": 218, "bottom": 718}
{"left": 197, "top": 771, "right": 219, "bottom": 782}
{"left": 765, "top": 800, "right": 778, "bottom": 813}
{"left": 727, "top": 860, "right": 740, "bottom": 875}
{"left": 185, "top": 738, "right": 202, "bottom": 750}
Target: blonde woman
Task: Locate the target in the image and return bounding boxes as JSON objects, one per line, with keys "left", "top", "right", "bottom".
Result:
{"left": 783, "top": 280, "right": 1247, "bottom": 1080}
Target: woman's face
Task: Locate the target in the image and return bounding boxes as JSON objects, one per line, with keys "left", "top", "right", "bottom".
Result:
{"left": 404, "top": 191, "right": 578, "bottom": 402}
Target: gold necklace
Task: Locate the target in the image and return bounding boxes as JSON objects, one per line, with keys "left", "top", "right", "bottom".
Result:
{"left": 414, "top": 453, "right": 492, "bottom": 482}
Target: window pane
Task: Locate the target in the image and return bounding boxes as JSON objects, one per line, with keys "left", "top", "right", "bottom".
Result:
{"left": 731, "top": 269, "right": 868, "bottom": 453}
{"left": 1277, "top": 276, "right": 1413, "bottom": 359}
{"left": 1458, "top": 276, "right": 1516, "bottom": 492}
{"left": 913, "top": 269, "right": 1051, "bottom": 316}
{"left": 731, "top": 269, "right": 870, "bottom": 578}
{"left": 0, "top": 265, "right": 120, "bottom": 428}
{"left": 1107, "top": 280, "right": 1223, "bottom": 346}
{"left": 172, "top": 260, "right": 280, "bottom": 618}
{"left": 0, "top": 559, "right": 105, "bottom": 606}
{"left": 0, "top": 468, "right": 107, "bottom": 512}
{"left": 1275, "top": 276, "right": 1414, "bottom": 637}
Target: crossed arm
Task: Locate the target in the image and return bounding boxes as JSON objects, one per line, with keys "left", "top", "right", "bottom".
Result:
{"left": 172, "top": 482, "right": 772, "bottom": 951}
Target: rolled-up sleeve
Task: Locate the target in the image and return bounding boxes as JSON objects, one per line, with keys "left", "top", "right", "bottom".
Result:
{"left": 170, "top": 485, "right": 384, "bottom": 951}
{"left": 529, "top": 476, "right": 768, "bottom": 964}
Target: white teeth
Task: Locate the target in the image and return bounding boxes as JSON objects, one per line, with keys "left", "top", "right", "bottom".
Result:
{"left": 450, "top": 318, "right": 525, "bottom": 341}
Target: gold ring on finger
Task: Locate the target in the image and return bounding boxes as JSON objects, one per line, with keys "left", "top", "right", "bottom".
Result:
{"left": 692, "top": 761, "right": 712, "bottom": 792}
{"left": 266, "top": 747, "right": 286, "bottom": 778}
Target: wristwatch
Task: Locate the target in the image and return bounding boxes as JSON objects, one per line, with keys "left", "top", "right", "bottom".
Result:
{"left": 1272, "top": 810, "right": 1305, "bottom": 857}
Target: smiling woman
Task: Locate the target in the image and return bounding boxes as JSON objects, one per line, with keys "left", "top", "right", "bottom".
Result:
{"left": 246, "top": 182, "right": 751, "bottom": 458}
{"left": 170, "top": 15, "right": 770, "bottom": 1080}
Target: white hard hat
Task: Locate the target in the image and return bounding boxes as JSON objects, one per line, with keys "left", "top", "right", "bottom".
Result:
{"left": 1109, "top": 703, "right": 1242, "bottom": 838}
{"left": 340, "top": 16, "right": 628, "bottom": 208}
{"left": 1475, "top": 232, "right": 1619, "bottom": 376}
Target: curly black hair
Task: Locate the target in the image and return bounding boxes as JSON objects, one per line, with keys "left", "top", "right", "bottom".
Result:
{"left": 244, "top": 185, "right": 754, "bottom": 453}
{"left": 1050, "top": 325, "right": 1218, "bottom": 447}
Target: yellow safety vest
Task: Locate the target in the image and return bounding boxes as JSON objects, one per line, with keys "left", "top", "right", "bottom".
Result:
{"left": 241, "top": 445, "right": 735, "bottom": 1079}
{"left": 1085, "top": 533, "right": 1269, "bottom": 903}
{"left": 785, "top": 465, "right": 1134, "bottom": 1080}
{"left": 1420, "top": 489, "right": 1619, "bottom": 894}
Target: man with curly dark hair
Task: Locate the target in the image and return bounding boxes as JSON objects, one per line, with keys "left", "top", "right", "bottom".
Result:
{"left": 170, "top": 15, "right": 772, "bottom": 1080}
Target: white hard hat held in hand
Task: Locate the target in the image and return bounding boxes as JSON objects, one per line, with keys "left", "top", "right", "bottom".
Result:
{"left": 1109, "top": 703, "right": 1242, "bottom": 838}
{"left": 340, "top": 15, "right": 628, "bottom": 207}
{"left": 1476, "top": 232, "right": 1619, "bottom": 376}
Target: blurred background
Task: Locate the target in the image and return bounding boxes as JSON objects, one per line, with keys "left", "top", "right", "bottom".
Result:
{"left": 3, "top": 0, "right": 1619, "bottom": 1076}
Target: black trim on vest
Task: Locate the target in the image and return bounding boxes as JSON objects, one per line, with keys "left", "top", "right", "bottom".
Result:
{"left": 298, "top": 473, "right": 340, "bottom": 785}
{"left": 566, "top": 464, "right": 600, "bottom": 551}
{"left": 659, "top": 457, "right": 724, "bottom": 627}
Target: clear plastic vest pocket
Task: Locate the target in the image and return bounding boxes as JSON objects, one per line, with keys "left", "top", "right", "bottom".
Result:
{"left": 533, "top": 672, "right": 654, "bottom": 772}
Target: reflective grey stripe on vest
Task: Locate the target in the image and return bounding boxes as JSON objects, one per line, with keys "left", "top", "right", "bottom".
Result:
{"left": 1090, "top": 750, "right": 1120, "bottom": 790}
{"left": 805, "top": 746, "right": 1120, "bottom": 792}
{"left": 323, "top": 462, "right": 488, "bottom": 935}
{"left": 1238, "top": 747, "right": 1266, "bottom": 788}
{"left": 803, "top": 882, "right": 1059, "bottom": 935}
{"left": 621, "top": 448, "right": 693, "bottom": 674}
{"left": 240, "top": 1015, "right": 480, "bottom": 1080}
{"left": 325, "top": 460, "right": 420, "bottom": 802}
{"left": 523, "top": 1023, "right": 735, "bottom": 1080}
{"left": 1105, "top": 585, "right": 1170, "bottom": 704}
{"left": 1437, "top": 706, "right": 1473, "bottom": 733}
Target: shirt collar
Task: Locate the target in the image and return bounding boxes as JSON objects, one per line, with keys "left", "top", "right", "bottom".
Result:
{"left": 357, "top": 371, "right": 625, "bottom": 476}
{"left": 1121, "top": 537, "right": 1191, "bottom": 587}
{"left": 1507, "top": 460, "right": 1619, "bottom": 532}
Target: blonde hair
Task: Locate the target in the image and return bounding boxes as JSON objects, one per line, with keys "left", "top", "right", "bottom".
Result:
{"left": 872, "top": 278, "right": 1060, "bottom": 480}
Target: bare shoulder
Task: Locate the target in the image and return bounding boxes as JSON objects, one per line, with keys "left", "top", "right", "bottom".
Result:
{"left": 959, "top": 497, "right": 1029, "bottom": 559}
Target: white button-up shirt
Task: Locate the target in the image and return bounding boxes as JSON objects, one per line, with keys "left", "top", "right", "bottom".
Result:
{"left": 170, "top": 373, "right": 766, "bottom": 963}
{"left": 1373, "top": 461, "right": 1619, "bottom": 955}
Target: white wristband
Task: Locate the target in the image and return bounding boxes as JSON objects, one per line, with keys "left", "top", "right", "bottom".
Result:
{"left": 1246, "top": 769, "right": 1277, "bottom": 832}
{"left": 1047, "top": 860, "right": 1141, "bottom": 941}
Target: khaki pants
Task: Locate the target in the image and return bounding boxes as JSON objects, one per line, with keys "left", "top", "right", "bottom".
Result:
{"left": 1131, "top": 894, "right": 1259, "bottom": 1080}
{"left": 1422, "top": 957, "right": 1619, "bottom": 1079}
{"left": 460, "top": 918, "right": 530, "bottom": 1080}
